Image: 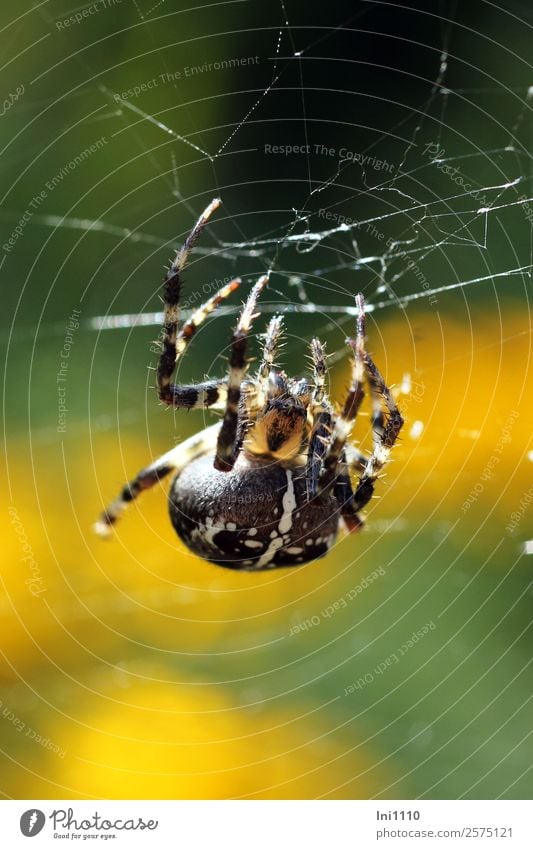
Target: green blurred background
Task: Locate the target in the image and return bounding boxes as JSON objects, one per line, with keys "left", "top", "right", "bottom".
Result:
{"left": 1, "top": 0, "right": 532, "bottom": 799}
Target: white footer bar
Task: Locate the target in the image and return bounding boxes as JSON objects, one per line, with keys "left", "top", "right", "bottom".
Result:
{"left": 1, "top": 800, "right": 530, "bottom": 848}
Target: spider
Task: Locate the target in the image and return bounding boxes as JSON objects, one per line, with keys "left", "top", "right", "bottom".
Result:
{"left": 94, "top": 198, "right": 403, "bottom": 570}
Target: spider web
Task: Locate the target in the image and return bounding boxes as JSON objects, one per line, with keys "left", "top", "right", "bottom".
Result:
{"left": 2, "top": 0, "right": 532, "bottom": 371}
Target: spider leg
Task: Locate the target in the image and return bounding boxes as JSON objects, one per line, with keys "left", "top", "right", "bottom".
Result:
{"left": 321, "top": 293, "right": 366, "bottom": 488}
{"left": 323, "top": 293, "right": 402, "bottom": 528}
{"left": 158, "top": 275, "right": 240, "bottom": 408}
{"left": 289, "top": 377, "right": 312, "bottom": 406}
{"left": 307, "top": 407, "right": 332, "bottom": 498}
{"left": 306, "top": 337, "right": 333, "bottom": 498}
{"left": 354, "top": 292, "right": 402, "bottom": 454}
{"left": 94, "top": 423, "right": 221, "bottom": 536}
{"left": 165, "top": 379, "right": 228, "bottom": 409}
{"left": 233, "top": 379, "right": 260, "bottom": 461}
{"left": 214, "top": 274, "right": 269, "bottom": 471}
{"left": 365, "top": 350, "right": 386, "bottom": 447}
{"left": 344, "top": 443, "right": 368, "bottom": 474}
{"left": 257, "top": 315, "right": 284, "bottom": 402}
{"left": 348, "top": 348, "right": 404, "bottom": 517}
{"left": 173, "top": 278, "right": 241, "bottom": 362}
{"left": 156, "top": 196, "right": 241, "bottom": 405}
{"left": 333, "top": 451, "right": 365, "bottom": 533}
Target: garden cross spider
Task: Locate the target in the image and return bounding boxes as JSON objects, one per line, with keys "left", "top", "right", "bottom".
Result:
{"left": 94, "top": 198, "right": 403, "bottom": 570}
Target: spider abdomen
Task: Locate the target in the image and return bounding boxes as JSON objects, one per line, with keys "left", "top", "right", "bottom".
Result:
{"left": 168, "top": 453, "right": 339, "bottom": 570}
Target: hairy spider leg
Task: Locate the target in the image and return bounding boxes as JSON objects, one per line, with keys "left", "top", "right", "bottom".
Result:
{"left": 344, "top": 443, "right": 368, "bottom": 474}
{"left": 94, "top": 423, "right": 222, "bottom": 536}
{"left": 157, "top": 197, "right": 220, "bottom": 400}
{"left": 334, "top": 451, "right": 365, "bottom": 532}
{"left": 306, "top": 337, "right": 334, "bottom": 498}
{"left": 231, "top": 379, "right": 261, "bottom": 461}
{"left": 257, "top": 315, "right": 284, "bottom": 403}
{"left": 365, "top": 354, "right": 386, "bottom": 448}
{"left": 160, "top": 277, "right": 242, "bottom": 409}
{"left": 321, "top": 292, "right": 367, "bottom": 489}
{"left": 289, "top": 377, "right": 312, "bottom": 406}
{"left": 214, "top": 274, "right": 269, "bottom": 471}
{"left": 349, "top": 350, "right": 404, "bottom": 517}
{"left": 322, "top": 294, "right": 403, "bottom": 530}
{"left": 334, "top": 355, "right": 403, "bottom": 533}
{"left": 322, "top": 445, "right": 369, "bottom": 532}
{"left": 310, "top": 336, "right": 327, "bottom": 404}
{"left": 174, "top": 278, "right": 241, "bottom": 361}
{"left": 156, "top": 197, "right": 240, "bottom": 408}
{"left": 164, "top": 379, "right": 229, "bottom": 410}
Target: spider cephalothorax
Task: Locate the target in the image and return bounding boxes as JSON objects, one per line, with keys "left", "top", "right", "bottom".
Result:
{"left": 95, "top": 199, "right": 403, "bottom": 570}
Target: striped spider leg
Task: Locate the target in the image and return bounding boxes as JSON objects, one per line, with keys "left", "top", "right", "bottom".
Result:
{"left": 156, "top": 197, "right": 240, "bottom": 410}
{"left": 323, "top": 293, "right": 404, "bottom": 532}
{"left": 94, "top": 423, "right": 221, "bottom": 536}
{"left": 214, "top": 274, "right": 269, "bottom": 471}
